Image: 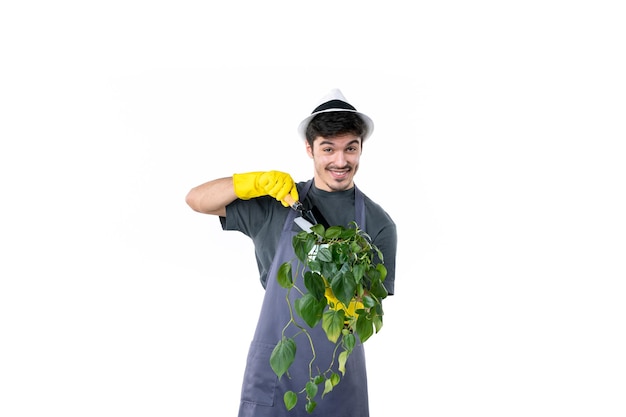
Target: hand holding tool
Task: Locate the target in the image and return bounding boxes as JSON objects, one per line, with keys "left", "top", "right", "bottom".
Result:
{"left": 233, "top": 171, "right": 299, "bottom": 207}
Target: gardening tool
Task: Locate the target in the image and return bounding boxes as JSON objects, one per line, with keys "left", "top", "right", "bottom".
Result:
{"left": 284, "top": 194, "right": 329, "bottom": 231}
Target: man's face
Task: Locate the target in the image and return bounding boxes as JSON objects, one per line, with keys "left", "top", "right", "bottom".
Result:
{"left": 306, "top": 133, "right": 362, "bottom": 192}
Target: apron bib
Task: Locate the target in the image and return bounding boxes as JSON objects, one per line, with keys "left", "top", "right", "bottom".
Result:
{"left": 238, "top": 181, "right": 369, "bottom": 417}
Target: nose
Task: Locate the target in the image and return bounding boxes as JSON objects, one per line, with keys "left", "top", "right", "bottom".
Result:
{"left": 334, "top": 151, "right": 347, "bottom": 166}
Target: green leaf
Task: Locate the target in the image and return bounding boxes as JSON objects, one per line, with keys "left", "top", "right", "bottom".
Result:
{"left": 340, "top": 226, "right": 357, "bottom": 240}
{"left": 270, "top": 337, "right": 296, "bottom": 379}
{"left": 373, "top": 302, "right": 384, "bottom": 320}
{"left": 284, "top": 391, "right": 297, "bottom": 411}
{"left": 352, "top": 263, "right": 365, "bottom": 283}
{"left": 293, "top": 232, "right": 317, "bottom": 262}
{"left": 306, "top": 400, "right": 317, "bottom": 414}
{"left": 324, "top": 225, "right": 343, "bottom": 239}
{"left": 322, "top": 378, "right": 334, "bottom": 397}
{"left": 276, "top": 262, "right": 293, "bottom": 289}
{"left": 377, "top": 263, "right": 388, "bottom": 282}
{"left": 333, "top": 243, "right": 349, "bottom": 263}
{"left": 305, "top": 381, "right": 318, "bottom": 399}
{"left": 369, "top": 279, "right": 389, "bottom": 300}
{"left": 295, "top": 293, "right": 325, "bottom": 328}
{"left": 343, "top": 332, "right": 356, "bottom": 353}
{"left": 310, "top": 223, "right": 325, "bottom": 236}
{"left": 315, "top": 246, "right": 332, "bottom": 262}
{"left": 373, "top": 314, "right": 384, "bottom": 333}
{"left": 350, "top": 240, "right": 364, "bottom": 256}
{"left": 303, "top": 271, "right": 326, "bottom": 300}
{"left": 365, "top": 266, "right": 381, "bottom": 282}
{"left": 338, "top": 351, "right": 349, "bottom": 375}
{"left": 322, "top": 309, "right": 345, "bottom": 343}
{"left": 374, "top": 245, "right": 384, "bottom": 263}
{"left": 356, "top": 313, "right": 374, "bottom": 343}
{"left": 313, "top": 374, "right": 325, "bottom": 385}
{"left": 308, "top": 259, "right": 321, "bottom": 273}
{"left": 320, "top": 260, "right": 338, "bottom": 279}
{"left": 330, "top": 271, "right": 357, "bottom": 307}
{"left": 361, "top": 294, "right": 376, "bottom": 309}
{"left": 330, "top": 372, "right": 340, "bottom": 386}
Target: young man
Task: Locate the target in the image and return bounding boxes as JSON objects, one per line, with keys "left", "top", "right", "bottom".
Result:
{"left": 186, "top": 89, "right": 397, "bottom": 417}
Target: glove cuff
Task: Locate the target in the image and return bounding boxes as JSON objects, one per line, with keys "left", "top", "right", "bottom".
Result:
{"left": 233, "top": 172, "right": 263, "bottom": 199}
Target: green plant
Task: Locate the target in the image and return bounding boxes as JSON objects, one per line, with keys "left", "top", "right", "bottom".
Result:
{"left": 270, "top": 221, "right": 388, "bottom": 414}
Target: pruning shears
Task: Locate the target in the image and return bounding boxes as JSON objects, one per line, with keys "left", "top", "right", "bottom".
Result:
{"left": 284, "top": 194, "right": 329, "bottom": 231}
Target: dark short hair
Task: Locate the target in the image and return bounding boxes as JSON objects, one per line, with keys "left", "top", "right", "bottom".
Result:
{"left": 305, "top": 111, "right": 369, "bottom": 147}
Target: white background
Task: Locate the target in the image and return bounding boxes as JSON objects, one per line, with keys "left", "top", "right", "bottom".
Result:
{"left": 1, "top": 1, "right": 625, "bottom": 416}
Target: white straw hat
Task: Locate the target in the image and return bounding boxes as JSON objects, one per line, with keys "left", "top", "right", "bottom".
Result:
{"left": 297, "top": 88, "right": 374, "bottom": 141}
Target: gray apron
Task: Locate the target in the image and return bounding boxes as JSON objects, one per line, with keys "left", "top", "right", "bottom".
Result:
{"left": 238, "top": 180, "right": 369, "bottom": 417}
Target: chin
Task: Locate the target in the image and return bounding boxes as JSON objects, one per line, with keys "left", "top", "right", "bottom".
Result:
{"left": 329, "top": 180, "right": 353, "bottom": 192}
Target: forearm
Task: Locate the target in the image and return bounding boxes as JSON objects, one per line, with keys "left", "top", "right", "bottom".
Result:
{"left": 185, "top": 176, "right": 237, "bottom": 216}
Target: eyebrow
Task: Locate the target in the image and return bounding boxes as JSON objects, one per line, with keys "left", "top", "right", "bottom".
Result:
{"left": 318, "top": 139, "right": 361, "bottom": 147}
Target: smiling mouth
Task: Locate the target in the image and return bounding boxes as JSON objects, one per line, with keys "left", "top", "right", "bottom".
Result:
{"left": 328, "top": 169, "right": 350, "bottom": 180}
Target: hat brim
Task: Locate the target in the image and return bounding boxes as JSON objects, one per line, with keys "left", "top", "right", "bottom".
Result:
{"left": 297, "top": 108, "right": 375, "bottom": 141}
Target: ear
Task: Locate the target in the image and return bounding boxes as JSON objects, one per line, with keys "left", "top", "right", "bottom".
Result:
{"left": 305, "top": 141, "right": 313, "bottom": 158}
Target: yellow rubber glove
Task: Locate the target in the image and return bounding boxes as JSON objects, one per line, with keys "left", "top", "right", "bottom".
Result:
{"left": 233, "top": 171, "right": 299, "bottom": 207}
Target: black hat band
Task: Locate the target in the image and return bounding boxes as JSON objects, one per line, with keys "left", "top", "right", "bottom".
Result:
{"left": 312, "top": 99, "right": 357, "bottom": 114}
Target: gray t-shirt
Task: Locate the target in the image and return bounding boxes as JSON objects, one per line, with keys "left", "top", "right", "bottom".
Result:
{"left": 220, "top": 180, "right": 397, "bottom": 294}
